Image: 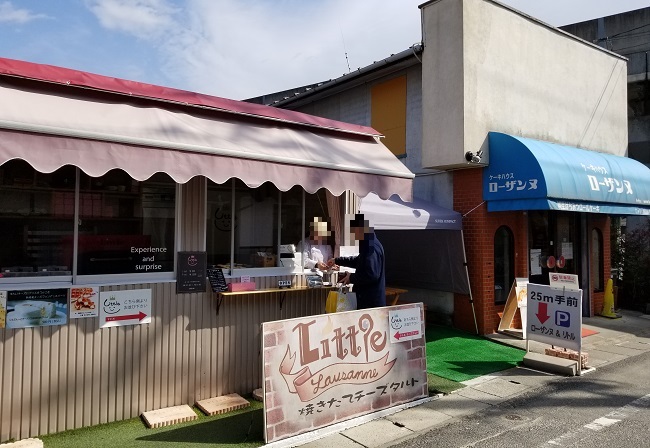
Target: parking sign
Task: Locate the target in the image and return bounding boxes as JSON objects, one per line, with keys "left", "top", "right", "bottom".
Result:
{"left": 526, "top": 283, "right": 582, "bottom": 351}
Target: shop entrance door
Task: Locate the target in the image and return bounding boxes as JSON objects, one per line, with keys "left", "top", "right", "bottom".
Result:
{"left": 528, "top": 210, "right": 582, "bottom": 288}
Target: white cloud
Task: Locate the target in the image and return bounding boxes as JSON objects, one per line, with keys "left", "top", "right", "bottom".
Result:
{"left": 85, "top": 0, "right": 179, "bottom": 40}
{"left": 0, "top": 1, "right": 48, "bottom": 24}
{"left": 155, "top": 0, "right": 423, "bottom": 99}
{"left": 80, "top": 0, "right": 650, "bottom": 100}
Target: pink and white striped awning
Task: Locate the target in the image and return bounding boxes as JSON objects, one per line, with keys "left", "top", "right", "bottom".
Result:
{"left": 0, "top": 58, "right": 413, "bottom": 200}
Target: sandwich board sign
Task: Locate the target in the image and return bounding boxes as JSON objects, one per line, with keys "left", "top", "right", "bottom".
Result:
{"left": 497, "top": 278, "right": 529, "bottom": 338}
{"left": 526, "top": 283, "right": 582, "bottom": 351}
{"left": 261, "top": 303, "right": 427, "bottom": 444}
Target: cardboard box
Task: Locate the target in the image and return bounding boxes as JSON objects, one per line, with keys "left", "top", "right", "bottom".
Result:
{"left": 228, "top": 282, "right": 256, "bottom": 292}
{"left": 251, "top": 254, "right": 276, "bottom": 268}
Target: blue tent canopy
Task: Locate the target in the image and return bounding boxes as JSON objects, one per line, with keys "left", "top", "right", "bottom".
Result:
{"left": 484, "top": 132, "right": 650, "bottom": 215}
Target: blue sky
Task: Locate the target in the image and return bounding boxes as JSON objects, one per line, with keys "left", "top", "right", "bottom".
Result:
{"left": 1, "top": 0, "right": 649, "bottom": 100}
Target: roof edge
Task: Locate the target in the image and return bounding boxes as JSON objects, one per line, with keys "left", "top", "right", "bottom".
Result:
{"left": 419, "top": 0, "right": 628, "bottom": 62}
{"left": 271, "top": 43, "right": 424, "bottom": 108}
{"left": 0, "top": 57, "right": 383, "bottom": 138}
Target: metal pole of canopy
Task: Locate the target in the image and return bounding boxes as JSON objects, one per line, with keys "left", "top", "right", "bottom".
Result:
{"left": 461, "top": 230, "right": 479, "bottom": 335}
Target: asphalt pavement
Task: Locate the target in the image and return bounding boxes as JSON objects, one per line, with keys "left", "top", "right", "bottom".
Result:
{"left": 298, "top": 309, "right": 650, "bottom": 448}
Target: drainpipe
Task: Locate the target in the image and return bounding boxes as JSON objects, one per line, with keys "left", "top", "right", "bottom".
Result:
{"left": 597, "top": 18, "right": 606, "bottom": 49}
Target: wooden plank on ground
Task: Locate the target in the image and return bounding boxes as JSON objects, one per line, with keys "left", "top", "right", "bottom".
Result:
{"left": 196, "top": 393, "right": 250, "bottom": 416}
{"left": 141, "top": 405, "right": 197, "bottom": 429}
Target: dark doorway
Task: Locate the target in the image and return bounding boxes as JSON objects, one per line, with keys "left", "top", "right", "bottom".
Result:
{"left": 528, "top": 211, "right": 582, "bottom": 287}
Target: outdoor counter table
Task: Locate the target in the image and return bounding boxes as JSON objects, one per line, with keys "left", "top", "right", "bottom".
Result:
{"left": 214, "top": 286, "right": 336, "bottom": 315}
{"left": 386, "top": 286, "right": 409, "bottom": 306}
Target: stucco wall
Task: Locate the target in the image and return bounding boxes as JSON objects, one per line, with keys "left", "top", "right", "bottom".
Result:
{"left": 421, "top": 0, "right": 629, "bottom": 170}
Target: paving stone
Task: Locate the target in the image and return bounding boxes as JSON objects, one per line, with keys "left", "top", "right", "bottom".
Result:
{"left": 587, "top": 344, "right": 644, "bottom": 357}
{"left": 386, "top": 405, "right": 452, "bottom": 432}
{"left": 341, "top": 418, "right": 412, "bottom": 448}
{"left": 141, "top": 404, "right": 197, "bottom": 428}
{"left": 430, "top": 393, "right": 491, "bottom": 418}
{"left": 196, "top": 393, "right": 249, "bottom": 416}
{"left": 300, "top": 432, "right": 365, "bottom": 448}
{"left": 471, "top": 377, "right": 530, "bottom": 398}
{"left": 617, "top": 340, "right": 650, "bottom": 351}
{"left": 487, "top": 367, "right": 558, "bottom": 388}
{"left": 456, "top": 387, "right": 509, "bottom": 405}
{"left": 584, "top": 349, "right": 627, "bottom": 366}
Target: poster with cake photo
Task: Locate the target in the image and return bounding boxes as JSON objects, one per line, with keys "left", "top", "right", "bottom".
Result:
{"left": 5, "top": 289, "right": 68, "bottom": 329}
{"left": 69, "top": 286, "right": 99, "bottom": 319}
{"left": 0, "top": 291, "right": 6, "bottom": 328}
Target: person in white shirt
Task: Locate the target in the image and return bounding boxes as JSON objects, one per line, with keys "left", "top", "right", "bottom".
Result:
{"left": 297, "top": 217, "right": 334, "bottom": 271}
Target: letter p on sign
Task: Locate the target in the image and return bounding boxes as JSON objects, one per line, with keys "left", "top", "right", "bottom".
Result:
{"left": 555, "top": 311, "right": 570, "bottom": 328}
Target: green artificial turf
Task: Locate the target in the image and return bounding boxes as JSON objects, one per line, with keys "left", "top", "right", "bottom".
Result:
{"left": 40, "top": 400, "right": 265, "bottom": 448}
{"left": 425, "top": 325, "right": 525, "bottom": 382}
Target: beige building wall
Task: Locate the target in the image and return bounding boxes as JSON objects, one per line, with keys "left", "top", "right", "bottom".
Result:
{"left": 421, "top": 0, "right": 629, "bottom": 169}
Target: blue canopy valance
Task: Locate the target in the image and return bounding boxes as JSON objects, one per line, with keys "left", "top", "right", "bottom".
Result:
{"left": 483, "top": 132, "right": 650, "bottom": 216}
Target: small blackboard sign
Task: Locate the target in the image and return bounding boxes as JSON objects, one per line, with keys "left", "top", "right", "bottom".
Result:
{"left": 207, "top": 268, "right": 228, "bottom": 293}
{"left": 176, "top": 251, "right": 207, "bottom": 294}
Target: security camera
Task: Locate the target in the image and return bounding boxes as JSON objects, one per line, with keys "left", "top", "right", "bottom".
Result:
{"left": 464, "top": 150, "right": 483, "bottom": 164}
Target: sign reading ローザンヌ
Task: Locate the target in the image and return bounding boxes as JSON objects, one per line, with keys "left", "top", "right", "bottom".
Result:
{"left": 261, "top": 304, "right": 427, "bottom": 444}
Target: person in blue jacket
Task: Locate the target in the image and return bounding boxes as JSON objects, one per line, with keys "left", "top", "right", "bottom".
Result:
{"left": 327, "top": 213, "right": 386, "bottom": 309}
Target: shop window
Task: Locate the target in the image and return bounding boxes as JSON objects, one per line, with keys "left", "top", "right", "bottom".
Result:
{"left": 0, "top": 163, "right": 176, "bottom": 280}
{"left": 371, "top": 76, "right": 407, "bottom": 156}
{"left": 494, "top": 226, "right": 514, "bottom": 305}
{"left": 591, "top": 228, "right": 604, "bottom": 292}
{"left": 76, "top": 170, "right": 176, "bottom": 275}
{"left": 206, "top": 181, "right": 330, "bottom": 270}
{"left": 0, "top": 160, "right": 76, "bottom": 278}
{"left": 235, "top": 181, "right": 279, "bottom": 268}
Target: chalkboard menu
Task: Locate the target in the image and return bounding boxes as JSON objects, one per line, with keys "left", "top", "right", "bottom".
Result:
{"left": 207, "top": 268, "right": 228, "bottom": 293}
{"left": 176, "top": 251, "right": 207, "bottom": 293}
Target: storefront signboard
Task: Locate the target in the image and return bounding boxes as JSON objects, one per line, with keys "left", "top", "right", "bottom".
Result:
{"left": 176, "top": 251, "right": 207, "bottom": 293}
{"left": 549, "top": 273, "right": 579, "bottom": 290}
{"left": 99, "top": 289, "right": 152, "bottom": 328}
{"left": 261, "top": 303, "right": 427, "bottom": 444}
{"left": 70, "top": 286, "right": 99, "bottom": 318}
{"left": 3, "top": 288, "right": 68, "bottom": 329}
{"left": 526, "top": 283, "right": 582, "bottom": 351}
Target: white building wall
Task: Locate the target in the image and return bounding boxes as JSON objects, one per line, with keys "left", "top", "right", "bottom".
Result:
{"left": 421, "top": 0, "right": 629, "bottom": 169}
